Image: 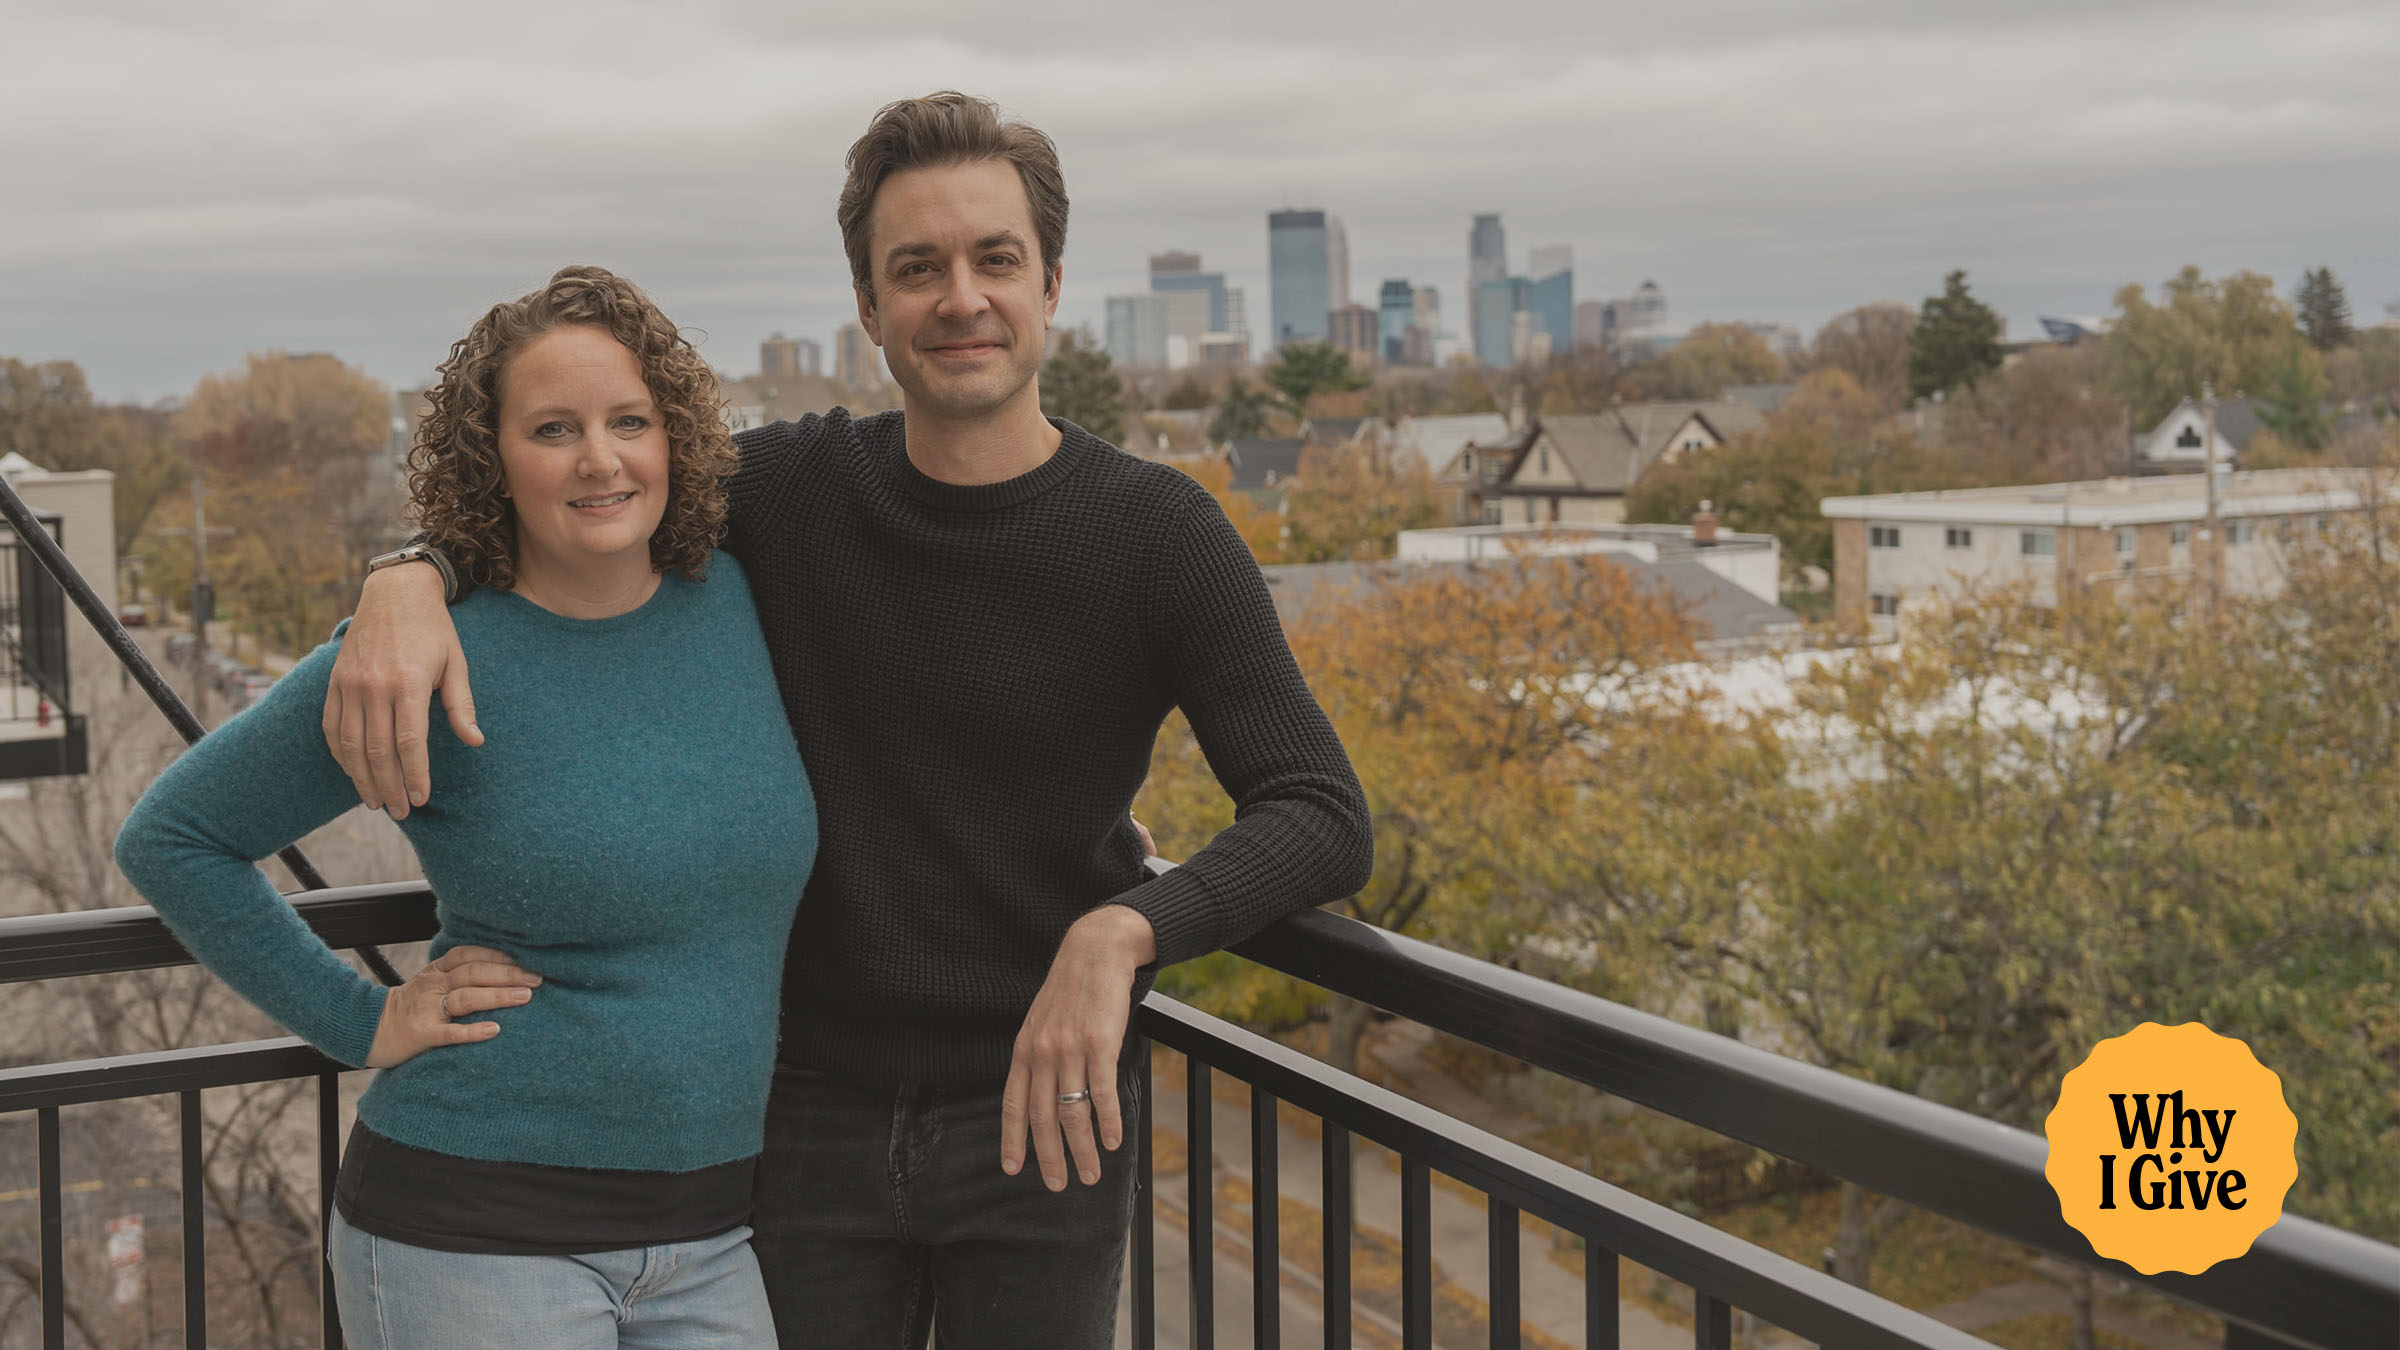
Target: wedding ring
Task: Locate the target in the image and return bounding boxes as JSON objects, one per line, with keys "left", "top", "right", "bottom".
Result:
{"left": 1057, "top": 1089, "right": 1090, "bottom": 1107}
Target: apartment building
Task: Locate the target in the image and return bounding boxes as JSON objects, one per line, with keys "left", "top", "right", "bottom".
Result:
{"left": 1821, "top": 468, "right": 2367, "bottom": 631}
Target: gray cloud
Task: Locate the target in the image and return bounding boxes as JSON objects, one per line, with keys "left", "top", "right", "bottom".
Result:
{"left": 7, "top": 0, "right": 2396, "bottom": 401}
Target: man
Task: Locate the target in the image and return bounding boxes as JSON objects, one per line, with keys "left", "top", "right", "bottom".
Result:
{"left": 323, "top": 91, "right": 1373, "bottom": 1347}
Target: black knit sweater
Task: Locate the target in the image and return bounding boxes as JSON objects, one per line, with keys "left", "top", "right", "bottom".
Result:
{"left": 723, "top": 409, "right": 1374, "bottom": 1083}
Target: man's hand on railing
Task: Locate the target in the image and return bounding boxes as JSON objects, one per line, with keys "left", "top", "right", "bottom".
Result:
{"left": 1000, "top": 905, "right": 1156, "bottom": 1192}
{"left": 365, "top": 945, "right": 541, "bottom": 1069}
{"left": 325, "top": 561, "right": 480, "bottom": 819}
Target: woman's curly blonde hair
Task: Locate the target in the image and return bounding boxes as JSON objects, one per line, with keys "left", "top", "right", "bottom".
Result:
{"left": 408, "top": 265, "right": 735, "bottom": 592}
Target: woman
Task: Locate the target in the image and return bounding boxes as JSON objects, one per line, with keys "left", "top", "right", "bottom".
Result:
{"left": 114, "top": 265, "right": 812, "bottom": 1348}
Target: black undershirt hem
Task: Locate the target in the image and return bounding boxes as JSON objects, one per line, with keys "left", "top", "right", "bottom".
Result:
{"left": 332, "top": 1121, "right": 755, "bottom": 1256}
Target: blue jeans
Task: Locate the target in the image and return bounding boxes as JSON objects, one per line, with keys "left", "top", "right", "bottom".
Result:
{"left": 327, "top": 1211, "right": 777, "bottom": 1349}
{"left": 750, "top": 1060, "right": 1145, "bottom": 1349}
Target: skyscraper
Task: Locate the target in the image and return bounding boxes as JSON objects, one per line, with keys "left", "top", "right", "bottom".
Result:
{"left": 1469, "top": 214, "right": 1507, "bottom": 288}
{"left": 1325, "top": 217, "right": 1351, "bottom": 312}
{"left": 1378, "top": 280, "right": 1416, "bottom": 364}
{"left": 794, "top": 337, "right": 823, "bottom": 378}
{"left": 1474, "top": 276, "right": 1532, "bottom": 367}
{"left": 1269, "top": 210, "right": 1331, "bottom": 349}
{"left": 1105, "top": 294, "right": 1172, "bottom": 369}
{"left": 1528, "top": 245, "right": 1573, "bottom": 358}
{"left": 761, "top": 333, "right": 801, "bottom": 379}
{"left": 1149, "top": 251, "right": 1229, "bottom": 334}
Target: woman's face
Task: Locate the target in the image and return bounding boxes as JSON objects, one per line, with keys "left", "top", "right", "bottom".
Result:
{"left": 495, "top": 325, "right": 671, "bottom": 577}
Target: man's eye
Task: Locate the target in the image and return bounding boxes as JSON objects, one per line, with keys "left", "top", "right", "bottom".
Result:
{"left": 985, "top": 254, "right": 1019, "bottom": 269}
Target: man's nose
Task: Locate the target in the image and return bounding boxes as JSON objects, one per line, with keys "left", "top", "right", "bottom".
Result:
{"left": 936, "top": 260, "right": 989, "bottom": 320}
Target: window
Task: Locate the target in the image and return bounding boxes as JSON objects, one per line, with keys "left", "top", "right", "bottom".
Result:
{"left": 2230, "top": 521, "right": 2257, "bottom": 546}
{"left": 1682, "top": 437, "right": 1706, "bottom": 452}
{"left": 1524, "top": 498, "right": 1537, "bottom": 524}
{"left": 2116, "top": 527, "right": 2136, "bottom": 557}
{"left": 1538, "top": 447, "right": 1551, "bottom": 476}
{"left": 2021, "top": 530, "right": 2057, "bottom": 558}
{"left": 1461, "top": 452, "right": 1475, "bottom": 474}
{"left": 2176, "top": 426, "right": 2203, "bottom": 449}
{"left": 1870, "top": 525, "right": 1901, "bottom": 549}
{"left": 1482, "top": 502, "right": 1503, "bottom": 524}
{"left": 2171, "top": 523, "right": 2190, "bottom": 548}
{"left": 1870, "top": 592, "right": 1901, "bottom": 617}
{"left": 1945, "top": 528, "right": 1973, "bottom": 549}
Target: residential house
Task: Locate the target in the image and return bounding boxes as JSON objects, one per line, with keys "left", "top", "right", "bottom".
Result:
{"left": 2135, "top": 396, "right": 2262, "bottom": 471}
{"left": 1491, "top": 399, "right": 1767, "bottom": 526}
{"left": 1390, "top": 413, "right": 1507, "bottom": 478}
{"left": 1222, "top": 436, "right": 1306, "bottom": 505}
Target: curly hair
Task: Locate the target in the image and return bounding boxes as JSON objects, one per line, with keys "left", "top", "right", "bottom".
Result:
{"left": 407, "top": 265, "right": 735, "bottom": 592}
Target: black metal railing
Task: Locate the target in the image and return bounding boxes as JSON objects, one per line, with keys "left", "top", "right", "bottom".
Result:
{"left": 0, "top": 476, "right": 2394, "bottom": 1349}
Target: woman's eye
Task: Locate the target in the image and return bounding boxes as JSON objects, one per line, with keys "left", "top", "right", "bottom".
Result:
{"left": 535, "top": 421, "right": 571, "bottom": 439}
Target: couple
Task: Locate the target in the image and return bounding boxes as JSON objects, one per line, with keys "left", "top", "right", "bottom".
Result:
{"left": 114, "top": 91, "right": 1373, "bottom": 1349}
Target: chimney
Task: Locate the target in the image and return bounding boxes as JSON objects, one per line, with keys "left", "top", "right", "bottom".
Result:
{"left": 1505, "top": 385, "right": 1527, "bottom": 434}
{"left": 1692, "top": 500, "right": 1719, "bottom": 546}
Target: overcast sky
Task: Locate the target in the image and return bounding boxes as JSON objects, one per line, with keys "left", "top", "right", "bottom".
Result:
{"left": 8, "top": 0, "right": 2397, "bottom": 403}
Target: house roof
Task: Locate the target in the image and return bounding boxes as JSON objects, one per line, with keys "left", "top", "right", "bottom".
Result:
{"left": 1394, "top": 414, "right": 1509, "bottom": 475}
{"left": 1301, "top": 417, "right": 1369, "bottom": 448}
{"left": 1535, "top": 400, "right": 1770, "bottom": 493}
{"left": 1258, "top": 554, "right": 1800, "bottom": 644}
{"left": 1224, "top": 437, "right": 1305, "bottom": 490}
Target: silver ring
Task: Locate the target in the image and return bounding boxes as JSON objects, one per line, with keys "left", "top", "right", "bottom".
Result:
{"left": 438, "top": 990, "right": 451, "bottom": 1019}
{"left": 1057, "top": 1089, "right": 1090, "bottom": 1107}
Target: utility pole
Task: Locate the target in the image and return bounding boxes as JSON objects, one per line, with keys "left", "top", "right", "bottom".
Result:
{"left": 2201, "top": 383, "right": 2224, "bottom": 609}
{"left": 190, "top": 473, "right": 213, "bottom": 723}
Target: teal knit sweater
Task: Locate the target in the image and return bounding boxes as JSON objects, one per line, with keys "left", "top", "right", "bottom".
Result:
{"left": 114, "top": 553, "right": 816, "bottom": 1172}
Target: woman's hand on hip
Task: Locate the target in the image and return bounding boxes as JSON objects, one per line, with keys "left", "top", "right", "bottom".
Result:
{"left": 364, "top": 945, "right": 541, "bottom": 1069}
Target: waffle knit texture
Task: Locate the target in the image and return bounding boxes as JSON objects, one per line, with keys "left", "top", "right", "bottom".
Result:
{"left": 724, "top": 410, "right": 1374, "bottom": 1083}
{"left": 113, "top": 555, "right": 817, "bottom": 1171}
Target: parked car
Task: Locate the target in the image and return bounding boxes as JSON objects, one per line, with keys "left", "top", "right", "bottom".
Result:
{"left": 117, "top": 602, "right": 149, "bottom": 628}
{"left": 164, "top": 633, "right": 195, "bottom": 667}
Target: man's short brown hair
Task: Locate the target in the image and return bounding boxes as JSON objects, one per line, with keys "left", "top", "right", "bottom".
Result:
{"left": 837, "top": 91, "right": 1067, "bottom": 308}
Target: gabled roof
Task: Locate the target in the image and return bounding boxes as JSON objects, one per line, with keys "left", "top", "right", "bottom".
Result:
{"left": 2140, "top": 396, "right": 2262, "bottom": 458}
{"left": 1224, "top": 437, "right": 1305, "bottom": 490}
{"left": 1300, "top": 417, "right": 1369, "bottom": 449}
{"left": 1395, "top": 414, "right": 1509, "bottom": 475}
{"left": 1522, "top": 400, "right": 1771, "bottom": 493}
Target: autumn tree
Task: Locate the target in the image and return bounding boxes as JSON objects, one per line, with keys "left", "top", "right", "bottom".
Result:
{"left": 1906, "top": 269, "right": 2004, "bottom": 403}
{"left": 1801, "top": 302, "right": 1918, "bottom": 413}
{"left": 1167, "top": 455, "right": 1284, "bottom": 563}
{"left": 1938, "top": 341, "right": 2127, "bottom": 483}
{"left": 0, "top": 357, "right": 187, "bottom": 555}
{"left": 2294, "top": 266, "right": 2356, "bottom": 352}
{"left": 1264, "top": 341, "right": 1370, "bottom": 410}
{"left": 1626, "top": 369, "right": 1952, "bottom": 587}
{"left": 157, "top": 351, "right": 394, "bottom": 657}
{"left": 1040, "top": 328, "right": 1125, "bottom": 443}
{"left": 2101, "top": 266, "right": 2321, "bottom": 428}
{"left": 1626, "top": 322, "right": 1783, "bottom": 401}
{"left": 1279, "top": 442, "right": 1443, "bottom": 563}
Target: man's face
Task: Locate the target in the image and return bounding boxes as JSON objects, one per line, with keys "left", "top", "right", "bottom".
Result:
{"left": 856, "top": 159, "right": 1060, "bottom": 423}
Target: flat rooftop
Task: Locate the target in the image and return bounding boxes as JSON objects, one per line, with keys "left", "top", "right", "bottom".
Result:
{"left": 1821, "top": 468, "right": 2367, "bottom": 528}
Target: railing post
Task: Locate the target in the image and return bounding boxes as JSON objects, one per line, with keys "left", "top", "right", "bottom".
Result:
{"left": 318, "top": 1072, "right": 344, "bottom": 1349}
{"left": 181, "top": 1090, "right": 207, "bottom": 1349}
{"left": 1187, "top": 1056, "right": 1214, "bottom": 1350}
{"left": 1488, "top": 1198, "right": 1520, "bottom": 1350}
{"left": 1131, "top": 1049, "right": 1155, "bottom": 1350}
{"left": 38, "top": 1105, "right": 65, "bottom": 1350}
{"left": 1252, "top": 1087, "right": 1281, "bottom": 1350}
{"left": 1322, "top": 1124, "right": 1351, "bottom": 1350}
{"left": 1694, "top": 1291, "right": 1732, "bottom": 1350}
{"left": 1401, "top": 1156, "right": 1431, "bottom": 1350}
{"left": 1585, "top": 1245, "right": 1619, "bottom": 1350}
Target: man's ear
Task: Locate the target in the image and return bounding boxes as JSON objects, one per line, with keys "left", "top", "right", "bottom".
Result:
{"left": 854, "top": 284, "right": 881, "bottom": 345}
{"left": 1042, "top": 262, "right": 1062, "bottom": 327}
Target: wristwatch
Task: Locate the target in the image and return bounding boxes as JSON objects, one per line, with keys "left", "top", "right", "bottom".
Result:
{"left": 365, "top": 542, "right": 460, "bottom": 603}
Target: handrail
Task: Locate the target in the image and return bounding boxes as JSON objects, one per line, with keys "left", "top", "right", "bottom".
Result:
{"left": 1225, "top": 905, "right": 2400, "bottom": 1350}
{"left": 6, "top": 886, "right": 2393, "bottom": 1348}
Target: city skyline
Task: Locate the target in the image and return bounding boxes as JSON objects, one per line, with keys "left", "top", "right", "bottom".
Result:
{"left": 7, "top": 0, "right": 2397, "bottom": 400}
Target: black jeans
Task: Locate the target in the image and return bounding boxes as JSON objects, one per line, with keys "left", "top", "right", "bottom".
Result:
{"left": 751, "top": 1057, "right": 1144, "bottom": 1349}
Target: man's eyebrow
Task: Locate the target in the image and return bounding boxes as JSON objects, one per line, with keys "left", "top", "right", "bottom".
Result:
{"left": 881, "top": 232, "right": 1030, "bottom": 267}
